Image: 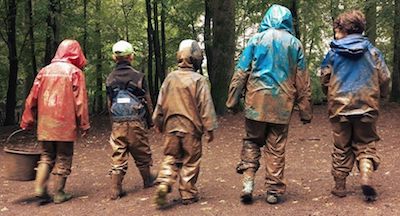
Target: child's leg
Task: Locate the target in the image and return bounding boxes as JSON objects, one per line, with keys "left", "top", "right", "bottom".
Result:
{"left": 263, "top": 123, "right": 288, "bottom": 204}
{"left": 237, "top": 118, "right": 266, "bottom": 203}
{"left": 109, "top": 122, "right": 130, "bottom": 199}
{"left": 52, "top": 141, "right": 74, "bottom": 203}
{"left": 330, "top": 117, "right": 353, "bottom": 197}
{"left": 155, "top": 133, "right": 181, "bottom": 206}
{"left": 127, "top": 121, "right": 155, "bottom": 188}
{"left": 352, "top": 114, "right": 380, "bottom": 201}
{"left": 35, "top": 141, "right": 56, "bottom": 197}
{"left": 178, "top": 134, "right": 202, "bottom": 203}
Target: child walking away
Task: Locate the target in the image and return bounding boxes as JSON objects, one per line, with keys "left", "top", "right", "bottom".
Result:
{"left": 320, "top": 10, "right": 390, "bottom": 202}
{"left": 20, "top": 39, "right": 90, "bottom": 204}
{"left": 106, "top": 40, "right": 156, "bottom": 200}
{"left": 226, "top": 4, "right": 312, "bottom": 205}
{"left": 153, "top": 39, "right": 217, "bottom": 207}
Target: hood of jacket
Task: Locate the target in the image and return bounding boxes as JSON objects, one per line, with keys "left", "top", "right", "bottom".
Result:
{"left": 330, "top": 34, "right": 371, "bottom": 58}
{"left": 176, "top": 39, "right": 203, "bottom": 71}
{"left": 258, "top": 4, "right": 294, "bottom": 35}
{"left": 52, "top": 39, "right": 87, "bottom": 69}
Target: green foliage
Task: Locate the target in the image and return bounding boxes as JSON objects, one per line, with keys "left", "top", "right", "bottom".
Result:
{"left": 0, "top": 0, "right": 397, "bottom": 118}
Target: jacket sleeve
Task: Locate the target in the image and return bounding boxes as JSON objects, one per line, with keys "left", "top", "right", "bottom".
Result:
{"left": 141, "top": 77, "right": 154, "bottom": 127}
{"left": 374, "top": 50, "right": 391, "bottom": 98}
{"left": 197, "top": 77, "right": 218, "bottom": 132}
{"left": 320, "top": 51, "right": 334, "bottom": 95}
{"left": 226, "top": 37, "right": 254, "bottom": 109}
{"left": 20, "top": 72, "right": 42, "bottom": 129}
{"left": 72, "top": 70, "right": 90, "bottom": 131}
{"left": 295, "top": 45, "right": 312, "bottom": 121}
{"left": 152, "top": 81, "right": 165, "bottom": 132}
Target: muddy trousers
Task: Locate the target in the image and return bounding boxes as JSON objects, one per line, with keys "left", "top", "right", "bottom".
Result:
{"left": 157, "top": 132, "right": 202, "bottom": 200}
{"left": 236, "top": 118, "right": 289, "bottom": 195}
{"left": 39, "top": 141, "right": 74, "bottom": 176}
{"left": 330, "top": 114, "right": 380, "bottom": 178}
{"left": 109, "top": 121, "right": 153, "bottom": 175}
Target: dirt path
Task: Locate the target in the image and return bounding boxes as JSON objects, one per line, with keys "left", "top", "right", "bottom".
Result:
{"left": 1, "top": 104, "right": 400, "bottom": 216}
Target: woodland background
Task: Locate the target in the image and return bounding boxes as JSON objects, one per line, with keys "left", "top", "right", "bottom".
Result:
{"left": 0, "top": 0, "right": 399, "bottom": 126}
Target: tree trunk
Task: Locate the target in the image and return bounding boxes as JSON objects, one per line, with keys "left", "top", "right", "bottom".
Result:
{"left": 145, "top": 0, "right": 155, "bottom": 102}
{"left": 204, "top": 0, "right": 213, "bottom": 79}
{"left": 95, "top": 0, "right": 103, "bottom": 113}
{"left": 153, "top": 0, "right": 162, "bottom": 93}
{"left": 391, "top": 0, "right": 400, "bottom": 101}
{"left": 4, "top": 0, "right": 18, "bottom": 125}
{"left": 160, "top": 0, "right": 166, "bottom": 80}
{"left": 365, "top": 0, "right": 377, "bottom": 45}
{"left": 289, "top": 0, "right": 300, "bottom": 39}
{"left": 44, "top": 0, "right": 61, "bottom": 65}
{"left": 210, "top": 0, "right": 235, "bottom": 115}
{"left": 24, "top": 0, "right": 37, "bottom": 97}
{"left": 83, "top": 0, "right": 88, "bottom": 53}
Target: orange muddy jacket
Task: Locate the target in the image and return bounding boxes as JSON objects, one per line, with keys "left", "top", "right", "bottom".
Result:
{"left": 20, "top": 40, "right": 90, "bottom": 141}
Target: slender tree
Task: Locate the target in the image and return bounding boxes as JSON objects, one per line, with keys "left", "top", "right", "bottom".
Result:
{"left": 153, "top": 0, "right": 162, "bottom": 92}
{"left": 210, "top": 0, "right": 235, "bottom": 114}
{"left": 160, "top": 0, "right": 166, "bottom": 80}
{"left": 4, "top": 0, "right": 18, "bottom": 125}
{"left": 289, "top": 0, "right": 300, "bottom": 39}
{"left": 95, "top": 0, "right": 103, "bottom": 113}
{"left": 365, "top": 0, "right": 377, "bottom": 45}
{"left": 83, "top": 0, "right": 88, "bottom": 53}
{"left": 44, "top": 0, "right": 61, "bottom": 65}
{"left": 24, "top": 0, "right": 37, "bottom": 96}
{"left": 145, "top": 0, "right": 154, "bottom": 101}
{"left": 391, "top": 0, "right": 400, "bottom": 101}
{"left": 204, "top": 0, "right": 213, "bottom": 78}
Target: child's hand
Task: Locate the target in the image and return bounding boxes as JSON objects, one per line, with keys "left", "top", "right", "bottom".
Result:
{"left": 81, "top": 129, "right": 89, "bottom": 137}
{"left": 206, "top": 131, "right": 214, "bottom": 143}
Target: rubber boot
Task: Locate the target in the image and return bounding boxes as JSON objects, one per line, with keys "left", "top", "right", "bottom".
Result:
{"left": 53, "top": 175, "right": 72, "bottom": 204}
{"left": 265, "top": 192, "right": 280, "bottom": 204}
{"left": 240, "top": 168, "right": 255, "bottom": 204}
{"left": 154, "top": 183, "right": 169, "bottom": 207}
{"left": 110, "top": 174, "right": 125, "bottom": 200}
{"left": 359, "top": 158, "right": 377, "bottom": 202}
{"left": 331, "top": 177, "right": 347, "bottom": 197}
{"left": 139, "top": 167, "right": 157, "bottom": 188}
{"left": 34, "top": 163, "right": 51, "bottom": 199}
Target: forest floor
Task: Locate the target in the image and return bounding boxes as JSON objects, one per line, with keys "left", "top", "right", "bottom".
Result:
{"left": 1, "top": 104, "right": 400, "bottom": 216}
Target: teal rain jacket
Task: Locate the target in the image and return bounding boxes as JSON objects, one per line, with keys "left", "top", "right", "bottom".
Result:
{"left": 226, "top": 4, "right": 312, "bottom": 124}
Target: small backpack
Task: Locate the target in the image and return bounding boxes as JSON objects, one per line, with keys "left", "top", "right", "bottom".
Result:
{"left": 109, "top": 82, "right": 146, "bottom": 122}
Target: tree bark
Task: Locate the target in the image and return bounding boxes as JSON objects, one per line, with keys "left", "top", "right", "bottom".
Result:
{"left": 145, "top": 0, "right": 154, "bottom": 102}
{"left": 24, "top": 0, "right": 37, "bottom": 97}
{"left": 4, "top": 0, "right": 18, "bottom": 125}
{"left": 391, "top": 0, "right": 400, "bottom": 101}
{"left": 83, "top": 0, "right": 88, "bottom": 53}
{"left": 210, "top": 0, "right": 235, "bottom": 115}
{"left": 153, "top": 0, "right": 162, "bottom": 93}
{"left": 289, "top": 0, "right": 300, "bottom": 39}
{"left": 365, "top": 0, "right": 377, "bottom": 45}
{"left": 95, "top": 0, "right": 103, "bottom": 113}
{"left": 160, "top": 0, "right": 166, "bottom": 81}
{"left": 204, "top": 0, "right": 213, "bottom": 80}
{"left": 44, "top": 0, "right": 61, "bottom": 65}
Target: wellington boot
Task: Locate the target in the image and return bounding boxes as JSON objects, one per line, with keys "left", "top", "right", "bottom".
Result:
{"left": 331, "top": 177, "right": 347, "bottom": 198}
{"left": 359, "top": 158, "right": 377, "bottom": 202}
{"left": 154, "top": 184, "right": 169, "bottom": 207}
{"left": 34, "top": 163, "right": 51, "bottom": 199}
{"left": 240, "top": 169, "right": 255, "bottom": 204}
{"left": 110, "top": 174, "right": 125, "bottom": 200}
{"left": 53, "top": 175, "right": 72, "bottom": 204}
{"left": 139, "top": 167, "right": 157, "bottom": 188}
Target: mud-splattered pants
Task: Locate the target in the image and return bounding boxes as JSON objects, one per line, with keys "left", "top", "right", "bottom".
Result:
{"left": 39, "top": 141, "right": 74, "bottom": 177}
{"left": 109, "top": 121, "right": 153, "bottom": 175}
{"left": 157, "top": 132, "right": 202, "bottom": 200}
{"left": 330, "top": 113, "right": 380, "bottom": 179}
{"left": 236, "top": 118, "right": 289, "bottom": 195}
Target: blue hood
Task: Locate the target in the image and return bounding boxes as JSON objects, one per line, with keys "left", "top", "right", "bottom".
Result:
{"left": 330, "top": 34, "right": 371, "bottom": 58}
{"left": 259, "top": 4, "right": 294, "bottom": 35}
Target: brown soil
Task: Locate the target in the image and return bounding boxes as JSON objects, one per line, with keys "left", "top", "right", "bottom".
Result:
{"left": 1, "top": 104, "right": 400, "bottom": 216}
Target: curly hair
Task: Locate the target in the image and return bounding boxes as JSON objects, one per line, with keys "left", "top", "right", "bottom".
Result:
{"left": 333, "top": 10, "right": 366, "bottom": 34}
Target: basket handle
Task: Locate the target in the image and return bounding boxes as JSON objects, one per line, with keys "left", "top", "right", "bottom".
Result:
{"left": 6, "top": 129, "right": 26, "bottom": 144}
